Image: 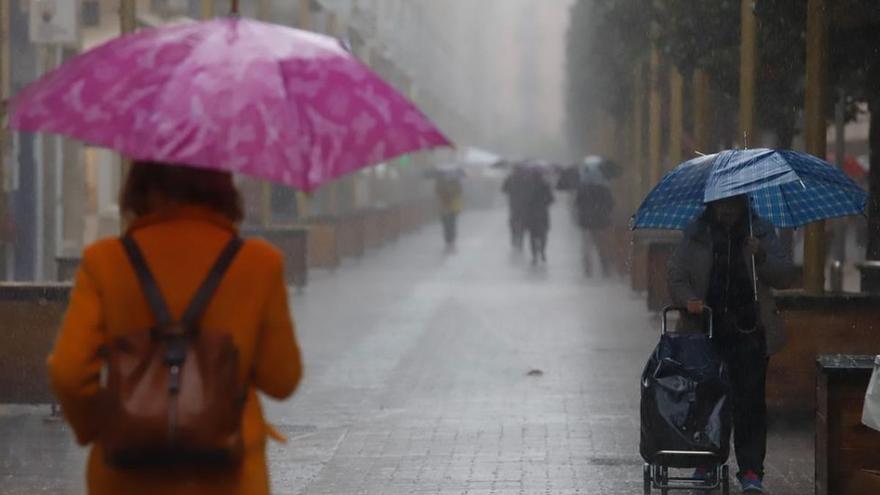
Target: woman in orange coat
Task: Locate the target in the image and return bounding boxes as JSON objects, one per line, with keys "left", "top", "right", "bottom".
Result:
{"left": 47, "top": 162, "right": 303, "bottom": 495}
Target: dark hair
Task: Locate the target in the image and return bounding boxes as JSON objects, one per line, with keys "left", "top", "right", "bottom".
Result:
{"left": 121, "top": 161, "right": 243, "bottom": 222}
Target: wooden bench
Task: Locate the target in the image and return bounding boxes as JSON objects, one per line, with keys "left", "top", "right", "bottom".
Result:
{"left": 337, "top": 212, "right": 366, "bottom": 259}
{"left": 414, "top": 198, "right": 437, "bottom": 227}
{"left": 612, "top": 226, "right": 632, "bottom": 277}
{"left": 0, "top": 283, "right": 72, "bottom": 404}
{"left": 769, "top": 294, "right": 880, "bottom": 413}
{"left": 390, "top": 204, "right": 408, "bottom": 236}
{"left": 363, "top": 207, "right": 383, "bottom": 250}
{"left": 400, "top": 202, "right": 423, "bottom": 233}
{"left": 377, "top": 205, "right": 399, "bottom": 243}
{"left": 630, "top": 230, "right": 681, "bottom": 297}
{"left": 55, "top": 256, "right": 81, "bottom": 281}
{"left": 306, "top": 216, "right": 340, "bottom": 270}
{"left": 847, "top": 469, "right": 880, "bottom": 495}
{"left": 241, "top": 226, "right": 309, "bottom": 288}
{"left": 646, "top": 241, "right": 677, "bottom": 311}
{"left": 816, "top": 355, "right": 880, "bottom": 494}
{"left": 630, "top": 238, "right": 648, "bottom": 292}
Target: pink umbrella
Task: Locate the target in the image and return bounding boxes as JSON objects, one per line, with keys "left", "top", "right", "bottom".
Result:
{"left": 9, "top": 17, "right": 451, "bottom": 192}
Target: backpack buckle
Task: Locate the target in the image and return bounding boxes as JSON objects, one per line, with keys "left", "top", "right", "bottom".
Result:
{"left": 164, "top": 338, "right": 187, "bottom": 395}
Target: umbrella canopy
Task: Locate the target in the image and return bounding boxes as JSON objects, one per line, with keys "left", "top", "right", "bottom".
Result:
{"left": 557, "top": 155, "right": 618, "bottom": 191}
{"left": 425, "top": 163, "right": 465, "bottom": 179}
{"left": 579, "top": 162, "right": 610, "bottom": 186}
{"left": 460, "top": 147, "right": 503, "bottom": 167}
{"left": 520, "top": 159, "right": 561, "bottom": 176}
{"left": 9, "top": 17, "right": 451, "bottom": 192}
{"left": 583, "top": 155, "right": 622, "bottom": 179}
{"left": 632, "top": 149, "right": 867, "bottom": 230}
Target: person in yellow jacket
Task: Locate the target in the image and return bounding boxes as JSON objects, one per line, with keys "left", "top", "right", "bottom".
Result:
{"left": 435, "top": 173, "right": 463, "bottom": 249}
{"left": 47, "top": 161, "right": 303, "bottom": 495}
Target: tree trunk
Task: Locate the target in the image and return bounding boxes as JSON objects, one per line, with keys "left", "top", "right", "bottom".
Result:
{"left": 776, "top": 119, "right": 796, "bottom": 150}
{"left": 776, "top": 121, "right": 797, "bottom": 257}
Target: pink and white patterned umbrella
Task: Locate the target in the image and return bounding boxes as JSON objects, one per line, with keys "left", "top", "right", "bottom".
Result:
{"left": 9, "top": 17, "right": 451, "bottom": 192}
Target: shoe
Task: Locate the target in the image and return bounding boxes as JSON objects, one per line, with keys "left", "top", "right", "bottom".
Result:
{"left": 738, "top": 470, "right": 766, "bottom": 493}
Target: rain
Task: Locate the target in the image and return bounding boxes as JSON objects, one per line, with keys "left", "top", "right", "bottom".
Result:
{"left": 1, "top": 1, "right": 879, "bottom": 494}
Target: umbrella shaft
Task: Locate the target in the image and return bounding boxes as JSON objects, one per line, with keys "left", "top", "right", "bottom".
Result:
{"left": 749, "top": 213, "right": 758, "bottom": 302}
{"left": 231, "top": 0, "right": 238, "bottom": 14}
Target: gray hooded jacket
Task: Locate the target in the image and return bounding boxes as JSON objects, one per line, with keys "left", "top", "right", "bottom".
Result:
{"left": 667, "top": 214, "right": 795, "bottom": 355}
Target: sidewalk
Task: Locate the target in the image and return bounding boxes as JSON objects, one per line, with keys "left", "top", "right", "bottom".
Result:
{"left": 0, "top": 205, "right": 813, "bottom": 494}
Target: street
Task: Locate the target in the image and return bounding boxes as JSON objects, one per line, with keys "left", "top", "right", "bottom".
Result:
{"left": 1, "top": 204, "right": 812, "bottom": 494}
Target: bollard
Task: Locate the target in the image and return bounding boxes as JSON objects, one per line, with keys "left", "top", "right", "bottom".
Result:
{"left": 830, "top": 260, "right": 843, "bottom": 292}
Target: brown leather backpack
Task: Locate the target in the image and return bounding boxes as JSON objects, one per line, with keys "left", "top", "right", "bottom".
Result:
{"left": 98, "top": 235, "right": 246, "bottom": 468}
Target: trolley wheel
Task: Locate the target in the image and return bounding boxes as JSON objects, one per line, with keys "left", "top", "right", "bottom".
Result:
{"left": 643, "top": 463, "right": 651, "bottom": 494}
{"left": 721, "top": 465, "right": 730, "bottom": 495}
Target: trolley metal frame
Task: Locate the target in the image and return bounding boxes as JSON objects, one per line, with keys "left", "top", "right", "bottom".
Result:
{"left": 642, "top": 306, "right": 731, "bottom": 494}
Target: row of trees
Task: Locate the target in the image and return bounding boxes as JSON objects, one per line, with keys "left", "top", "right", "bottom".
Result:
{"left": 566, "top": 0, "right": 880, "bottom": 261}
{"left": 566, "top": 1, "right": 805, "bottom": 154}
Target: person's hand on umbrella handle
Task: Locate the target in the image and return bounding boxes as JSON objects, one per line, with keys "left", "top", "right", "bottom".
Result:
{"left": 686, "top": 300, "right": 705, "bottom": 315}
{"left": 745, "top": 237, "right": 767, "bottom": 264}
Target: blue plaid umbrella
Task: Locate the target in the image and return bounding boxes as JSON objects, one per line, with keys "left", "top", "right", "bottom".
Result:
{"left": 632, "top": 149, "right": 868, "bottom": 230}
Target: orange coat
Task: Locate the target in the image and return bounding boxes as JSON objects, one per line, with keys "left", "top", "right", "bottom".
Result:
{"left": 47, "top": 206, "right": 302, "bottom": 495}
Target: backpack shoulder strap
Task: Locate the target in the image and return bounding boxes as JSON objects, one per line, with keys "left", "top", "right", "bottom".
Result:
{"left": 121, "top": 235, "right": 173, "bottom": 325}
{"left": 180, "top": 237, "right": 244, "bottom": 327}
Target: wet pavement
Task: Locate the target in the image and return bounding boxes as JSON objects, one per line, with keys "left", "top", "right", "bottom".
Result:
{"left": 1, "top": 205, "right": 812, "bottom": 494}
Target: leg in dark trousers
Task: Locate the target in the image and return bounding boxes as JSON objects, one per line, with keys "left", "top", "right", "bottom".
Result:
{"left": 510, "top": 217, "right": 524, "bottom": 250}
{"left": 594, "top": 227, "right": 614, "bottom": 277}
{"left": 538, "top": 231, "right": 547, "bottom": 261}
{"left": 441, "top": 213, "right": 457, "bottom": 246}
{"left": 715, "top": 330, "right": 768, "bottom": 478}
{"left": 529, "top": 229, "right": 547, "bottom": 263}
{"left": 582, "top": 228, "right": 596, "bottom": 276}
{"left": 529, "top": 229, "right": 539, "bottom": 263}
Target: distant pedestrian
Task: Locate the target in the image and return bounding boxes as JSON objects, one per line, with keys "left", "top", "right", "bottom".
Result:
{"left": 522, "top": 169, "right": 554, "bottom": 264}
{"left": 575, "top": 166, "right": 615, "bottom": 277}
{"left": 47, "top": 162, "right": 303, "bottom": 495}
{"left": 668, "top": 195, "right": 793, "bottom": 493}
{"left": 502, "top": 165, "right": 529, "bottom": 250}
{"left": 435, "top": 173, "right": 463, "bottom": 249}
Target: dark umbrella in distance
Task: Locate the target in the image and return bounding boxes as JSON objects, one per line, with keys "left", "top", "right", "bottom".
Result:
{"left": 583, "top": 155, "right": 623, "bottom": 179}
{"left": 558, "top": 155, "right": 621, "bottom": 191}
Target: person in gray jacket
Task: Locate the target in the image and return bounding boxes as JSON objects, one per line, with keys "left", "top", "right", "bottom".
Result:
{"left": 667, "top": 195, "right": 794, "bottom": 493}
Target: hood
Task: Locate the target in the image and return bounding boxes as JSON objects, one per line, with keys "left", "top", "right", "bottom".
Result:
{"left": 684, "top": 210, "right": 775, "bottom": 245}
